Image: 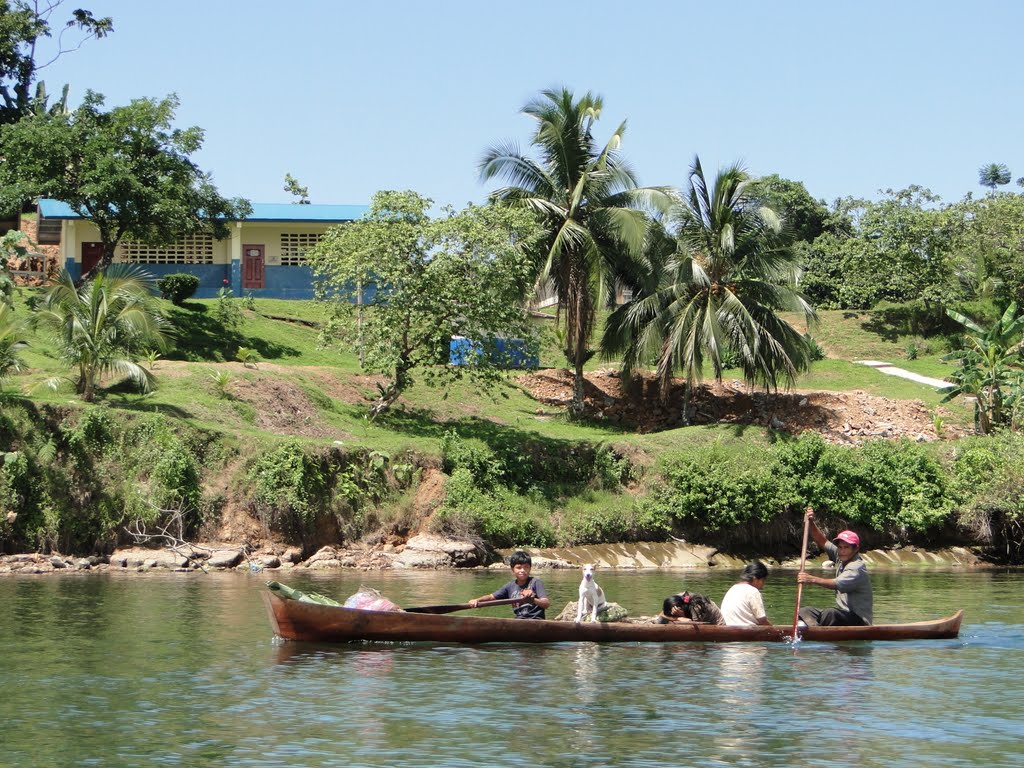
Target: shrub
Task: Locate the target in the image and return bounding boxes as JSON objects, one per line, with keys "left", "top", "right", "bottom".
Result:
{"left": 438, "top": 467, "right": 554, "bottom": 547}
{"left": 247, "top": 440, "right": 327, "bottom": 536}
{"left": 157, "top": 273, "right": 200, "bottom": 305}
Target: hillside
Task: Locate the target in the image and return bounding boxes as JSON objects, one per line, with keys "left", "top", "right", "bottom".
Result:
{"left": 3, "top": 290, "right": 1002, "bottom": 565}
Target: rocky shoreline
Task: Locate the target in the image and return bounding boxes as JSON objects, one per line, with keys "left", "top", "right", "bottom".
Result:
{"left": 0, "top": 533, "right": 996, "bottom": 575}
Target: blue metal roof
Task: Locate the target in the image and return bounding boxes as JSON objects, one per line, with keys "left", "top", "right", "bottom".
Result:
{"left": 37, "top": 198, "right": 367, "bottom": 223}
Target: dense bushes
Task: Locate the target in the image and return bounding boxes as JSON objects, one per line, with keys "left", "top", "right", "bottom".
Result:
{"left": 156, "top": 273, "right": 201, "bottom": 305}
{"left": 434, "top": 430, "right": 638, "bottom": 547}
{"left": 638, "top": 434, "right": 955, "bottom": 552}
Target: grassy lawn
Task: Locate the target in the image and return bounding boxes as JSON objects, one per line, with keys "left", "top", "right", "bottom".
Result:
{"left": 4, "top": 288, "right": 980, "bottom": 455}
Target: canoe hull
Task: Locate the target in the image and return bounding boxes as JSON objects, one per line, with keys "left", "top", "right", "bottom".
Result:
{"left": 263, "top": 592, "right": 963, "bottom": 645}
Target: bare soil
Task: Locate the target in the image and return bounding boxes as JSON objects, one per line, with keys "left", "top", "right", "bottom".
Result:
{"left": 517, "top": 368, "right": 965, "bottom": 443}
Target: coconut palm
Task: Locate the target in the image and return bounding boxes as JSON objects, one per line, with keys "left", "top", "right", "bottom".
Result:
{"left": 604, "top": 156, "right": 816, "bottom": 407}
{"left": 978, "top": 163, "right": 1011, "bottom": 193}
{"left": 479, "top": 87, "right": 670, "bottom": 414}
{"left": 34, "top": 265, "right": 170, "bottom": 401}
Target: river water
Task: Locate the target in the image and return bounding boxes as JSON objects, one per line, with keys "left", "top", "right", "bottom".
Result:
{"left": 0, "top": 567, "right": 1021, "bottom": 768}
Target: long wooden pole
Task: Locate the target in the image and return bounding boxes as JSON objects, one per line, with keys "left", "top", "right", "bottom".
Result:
{"left": 792, "top": 508, "right": 812, "bottom": 641}
{"left": 404, "top": 598, "right": 526, "bottom": 614}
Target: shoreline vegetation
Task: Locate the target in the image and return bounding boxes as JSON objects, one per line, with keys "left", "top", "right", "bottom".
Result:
{"left": 2, "top": 294, "right": 1024, "bottom": 568}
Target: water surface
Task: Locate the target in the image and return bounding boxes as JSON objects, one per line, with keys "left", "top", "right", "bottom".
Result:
{"left": 1, "top": 568, "right": 1020, "bottom": 767}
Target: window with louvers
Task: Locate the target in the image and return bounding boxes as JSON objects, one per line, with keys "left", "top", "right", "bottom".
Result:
{"left": 279, "top": 232, "right": 322, "bottom": 266}
{"left": 119, "top": 234, "right": 215, "bottom": 264}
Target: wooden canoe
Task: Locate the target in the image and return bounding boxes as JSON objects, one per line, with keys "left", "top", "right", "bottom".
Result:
{"left": 263, "top": 590, "right": 963, "bottom": 645}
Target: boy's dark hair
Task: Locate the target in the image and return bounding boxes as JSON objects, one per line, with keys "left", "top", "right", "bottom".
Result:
{"left": 663, "top": 594, "right": 687, "bottom": 615}
{"left": 740, "top": 561, "right": 769, "bottom": 582}
{"left": 509, "top": 550, "right": 532, "bottom": 567}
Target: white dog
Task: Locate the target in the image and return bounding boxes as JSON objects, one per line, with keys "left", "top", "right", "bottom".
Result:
{"left": 575, "top": 564, "right": 607, "bottom": 623}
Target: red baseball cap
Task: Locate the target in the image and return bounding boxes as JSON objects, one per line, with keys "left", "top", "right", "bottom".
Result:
{"left": 834, "top": 530, "right": 860, "bottom": 547}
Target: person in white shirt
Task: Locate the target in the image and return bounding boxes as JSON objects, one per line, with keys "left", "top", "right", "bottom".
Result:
{"left": 720, "top": 561, "right": 771, "bottom": 626}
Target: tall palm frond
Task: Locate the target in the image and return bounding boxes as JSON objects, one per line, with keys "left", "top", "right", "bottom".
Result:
{"left": 480, "top": 87, "right": 672, "bottom": 413}
{"left": 34, "top": 265, "right": 171, "bottom": 401}
{"left": 605, "top": 156, "right": 816, "bottom": 409}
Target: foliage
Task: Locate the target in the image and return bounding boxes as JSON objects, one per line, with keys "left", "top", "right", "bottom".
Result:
{"left": 941, "top": 302, "right": 1024, "bottom": 434}
{"left": 639, "top": 434, "right": 953, "bottom": 544}
{"left": 156, "top": 273, "right": 200, "bottom": 305}
{"left": 0, "top": 0, "right": 112, "bottom": 125}
{"left": 208, "top": 370, "right": 231, "bottom": 399}
{"left": 746, "top": 174, "right": 832, "bottom": 243}
{"left": 951, "top": 193, "right": 1024, "bottom": 305}
{"left": 439, "top": 429, "right": 504, "bottom": 489}
{"left": 480, "top": 87, "right": 671, "bottom": 414}
{"left": 32, "top": 265, "right": 171, "bottom": 401}
{"left": 947, "top": 435, "right": 1024, "bottom": 561}
{"left": 247, "top": 439, "right": 328, "bottom": 536}
{"left": 437, "top": 467, "right": 555, "bottom": 548}
{"left": 121, "top": 413, "right": 203, "bottom": 522}
{"left": 283, "top": 172, "right": 310, "bottom": 204}
{"left": 235, "top": 346, "right": 260, "bottom": 368}
{"left": 0, "top": 91, "right": 251, "bottom": 277}
{"left": 213, "top": 282, "right": 242, "bottom": 329}
{"left": 307, "top": 190, "right": 539, "bottom": 418}
{"left": 0, "top": 229, "right": 31, "bottom": 304}
{"left": 801, "top": 188, "right": 963, "bottom": 311}
{"left": 978, "top": 163, "right": 1011, "bottom": 192}
{"left": 603, "top": 157, "right": 816, "bottom": 399}
{"left": 0, "top": 301, "right": 26, "bottom": 387}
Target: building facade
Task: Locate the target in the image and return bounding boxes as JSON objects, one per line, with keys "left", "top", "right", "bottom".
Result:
{"left": 37, "top": 199, "right": 368, "bottom": 299}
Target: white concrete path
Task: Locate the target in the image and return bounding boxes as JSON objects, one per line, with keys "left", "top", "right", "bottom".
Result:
{"left": 854, "top": 360, "right": 951, "bottom": 389}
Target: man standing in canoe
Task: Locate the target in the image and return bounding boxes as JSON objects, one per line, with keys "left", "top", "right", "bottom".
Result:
{"left": 469, "top": 550, "right": 550, "bottom": 619}
{"left": 797, "top": 507, "right": 873, "bottom": 627}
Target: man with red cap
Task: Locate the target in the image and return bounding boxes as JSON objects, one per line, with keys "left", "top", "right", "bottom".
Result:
{"left": 797, "top": 506, "right": 873, "bottom": 626}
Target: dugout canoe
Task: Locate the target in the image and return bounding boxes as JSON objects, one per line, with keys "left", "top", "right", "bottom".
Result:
{"left": 263, "top": 589, "right": 963, "bottom": 645}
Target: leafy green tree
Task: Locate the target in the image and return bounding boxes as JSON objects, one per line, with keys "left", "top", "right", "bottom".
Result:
{"left": 802, "top": 188, "right": 962, "bottom": 311}
{"left": 978, "top": 163, "right": 1011, "bottom": 193}
{"left": 480, "top": 87, "right": 670, "bottom": 415}
{"left": 306, "top": 190, "right": 539, "bottom": 419}
{"left": 0, "top": 1, "right": 112, "bottom": 124}
{"left": 0, "top": 90, "right": 251, "bottom": 279}
{"left": 33, "top": 264, "right": 170, "bottom": 401}
{"left": 747, "top": 174, "right": 831, "bottom": 243}
{"left": 951, "top": 192, "right": 1024, "bottom": 303}
{"left": 941, "top": 302, "right": 1024, "bottom": 434}
{"left": 604, "top": 156, "right": 815, "bottom": 401}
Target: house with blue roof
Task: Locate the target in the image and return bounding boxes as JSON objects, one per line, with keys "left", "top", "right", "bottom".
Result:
{"left": 36, "top": 198, "right": 368, "bottom": 299}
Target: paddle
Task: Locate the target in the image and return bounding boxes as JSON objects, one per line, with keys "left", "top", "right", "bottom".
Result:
{"left": 792, "top": 506, "right": 812, "bottom": 641}
{"left": 404, "top": 597, "right": 527, "bottom": 614}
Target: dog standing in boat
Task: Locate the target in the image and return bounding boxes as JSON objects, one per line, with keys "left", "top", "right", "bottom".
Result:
{"left": 575, "top": 564, "right": 607, "bottom": 622}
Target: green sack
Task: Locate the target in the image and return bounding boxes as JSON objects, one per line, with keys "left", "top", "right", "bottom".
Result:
{"left": 266, "top": 580, "right": 342, "bottom": 606}
{"left": 597, "top": 602, "right": 629, "bottom": 622}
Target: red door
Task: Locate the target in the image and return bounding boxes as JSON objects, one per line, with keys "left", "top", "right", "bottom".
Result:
{"left": 81, "top": 242, "right": 104, "bottom": 274}
{"left": 242, "top": 245, "right": 265, "bottom": 289}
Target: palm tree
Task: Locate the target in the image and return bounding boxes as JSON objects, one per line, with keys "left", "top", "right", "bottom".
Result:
{"left": 978, "top": 163, "right": 1011, "bottom": 193}
{"left": 479, "top": 87, "right": 670, "bottom": 414}
{"left": 604, "top": 156, "right": 816, "bottom": 409}
{"left": 0, "top": 302, "right": 28, "bottom": 390}
{"left": 34, "top": 265, "right": 170, "bottom": 402}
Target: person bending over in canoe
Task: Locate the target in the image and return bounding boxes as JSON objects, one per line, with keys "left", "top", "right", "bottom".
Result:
{"left": 797, "top": 507, "right": 873, "bottom": 627}
{"left": 721, "top": 561, "right": 772, "bottom": 626}
{"left": 469, "top": 550, "right": 550, "bottom": 619}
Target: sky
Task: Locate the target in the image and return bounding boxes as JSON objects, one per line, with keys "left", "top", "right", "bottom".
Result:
{"left": 35, "top": 1, "right": 1024, "bottom": 210}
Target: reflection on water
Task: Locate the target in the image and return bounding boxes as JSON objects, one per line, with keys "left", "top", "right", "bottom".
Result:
{"left": 0, "top": 569, "right": 1021, "bottom": 768}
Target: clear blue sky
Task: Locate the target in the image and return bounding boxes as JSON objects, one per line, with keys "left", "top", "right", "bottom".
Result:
{"left": 38, "top": 1, "right": 1024, "bottom": 209}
